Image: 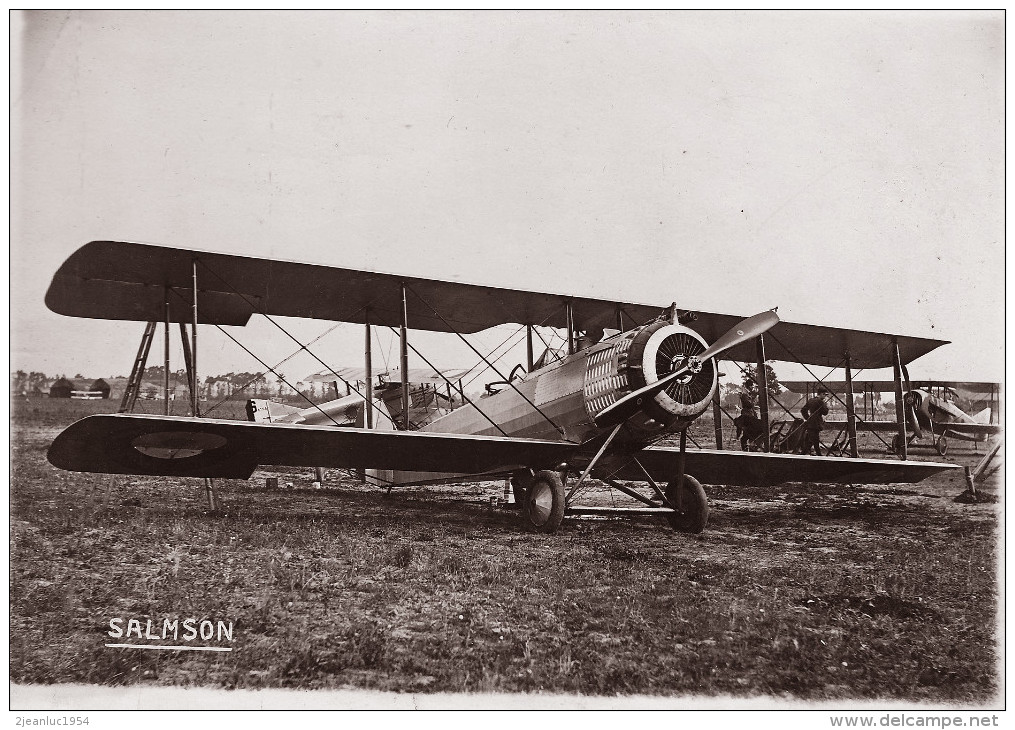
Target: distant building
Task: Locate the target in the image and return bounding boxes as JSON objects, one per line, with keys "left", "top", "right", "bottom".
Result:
{"left": 49, "top": 377, "right": 74, "bottom": 398}
{"left": 89, "top": 378, "right": 111, "bottom": 399}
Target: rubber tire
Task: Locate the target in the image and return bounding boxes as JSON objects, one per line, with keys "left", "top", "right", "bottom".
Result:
{"left": 522, "top": 470, "right": 565, "bottom": 533}
{"left": 892, "top": 434, "right": 904, "bottom": 456}
{"left": 665, "top": 474, "right": 709, "bottom": 534}
{"left": 936, "top": 436, "right": 948, "bottom": 456}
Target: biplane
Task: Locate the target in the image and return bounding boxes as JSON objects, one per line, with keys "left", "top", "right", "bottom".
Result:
{"left": 895, "top": 388, "right": 1000, "bottom": 456}
{"left": 250, "top": 366, "right": 468, "bottom": 428}
{"left": 46, "top": 241, "right": 958, "bottom": 534}
{"left": 783, "top": 379, "right": 1003, "bottom": 457}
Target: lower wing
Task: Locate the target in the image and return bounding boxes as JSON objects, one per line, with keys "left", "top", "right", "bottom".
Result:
{"left": 47, "top": 414, "right": 577, "bottom": 479}
{"left": 937, "top": 423, "right": 1001, "bottom": 442}
{"left": 826, "top": 419, "right": 899, "bottom": 433}
{"left": 596, "top": 448, "right": 958, "bottom": 487}
{"left": 939, "top": 423, "right": 1002, "bottom": 436}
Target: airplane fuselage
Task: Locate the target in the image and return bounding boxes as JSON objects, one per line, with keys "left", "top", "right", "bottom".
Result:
{"left": 386, "top": 320, "right": 719, "bottom": 485}
{"left": 909, "top": 389, "right": 991, "bottom": 443}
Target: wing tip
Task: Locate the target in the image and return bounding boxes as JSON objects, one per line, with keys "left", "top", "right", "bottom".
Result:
{"left": 47, "top": 414, "right": 257, "bottom": 479}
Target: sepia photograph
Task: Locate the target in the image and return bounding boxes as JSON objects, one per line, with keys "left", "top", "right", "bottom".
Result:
{"left": 9, "top": 9, "right": 1004, "bottom": 720}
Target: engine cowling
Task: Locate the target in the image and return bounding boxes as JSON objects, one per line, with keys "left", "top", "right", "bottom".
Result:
{"left": 583, "top": 321, "right": 717, "bottom": 443}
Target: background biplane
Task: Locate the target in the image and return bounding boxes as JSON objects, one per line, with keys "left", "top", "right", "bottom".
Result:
{"left": 46, "top": 241, "right": 957, "bottom": 534}
{"left": 781, "top": 379, "right": 1003, "bottom": 457}
{"left": 250, "top": 366, "right": 468, "bottom": 428}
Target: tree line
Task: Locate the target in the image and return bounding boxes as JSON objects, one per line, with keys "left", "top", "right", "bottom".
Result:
{"left": 11, "top": 367, "right": 298, "bottom": 397}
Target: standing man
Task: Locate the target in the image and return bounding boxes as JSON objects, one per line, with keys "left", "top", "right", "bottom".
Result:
{"left": 740, "top": 380, "right": 759, "bottom": 420}
{"left": 735, "top": 380, "right": 763, "bottom": 451}
{"left": 800, "top": 389, "right": 831, "bottom": 456}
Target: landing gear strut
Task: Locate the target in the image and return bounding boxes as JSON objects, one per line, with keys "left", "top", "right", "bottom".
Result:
{"left": 509, "top": 471, "right": 531, "bottom": 505}
{"left": 664, "top": 429, "right": 709, "bottom": 533}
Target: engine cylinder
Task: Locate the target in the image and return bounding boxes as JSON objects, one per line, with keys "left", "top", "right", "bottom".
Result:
{"left": 619, "top": 322, "right": 717, "bottom": 439}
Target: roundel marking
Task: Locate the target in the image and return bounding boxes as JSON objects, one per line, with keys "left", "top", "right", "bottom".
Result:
{"left": 132, "top": 431, "right": 228, "bottom": 459}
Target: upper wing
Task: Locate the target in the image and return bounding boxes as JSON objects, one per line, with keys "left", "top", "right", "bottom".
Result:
{"left": 780, "top": 380, "right": 1001, "bottom": 395}
{"left": 46, "top": 241, "right": 946, "bottom": 367}
{"left": 596, "top": 448, "right": 958, "bottom": 487}
{"left": 47, "top": 414, "right": 577, "bottom": 479}
{"left": 45, "top": 240, "right": 664, "bottom": 335}
{"left": 682, "top": 316, "right": 945, "bottom": 369}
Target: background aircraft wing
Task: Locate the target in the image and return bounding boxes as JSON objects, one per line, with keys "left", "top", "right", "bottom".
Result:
{"left": 826, "top": 419, "right": 901, "bottom": 433}
{"left": 780, "top": 380, "right": 1002, "bottom": 393}
{"left": 596, "top": 448, "right": 958, "bottom": 487}
{"left": 47, "top": 241, "right": 946, "bottom": 368}
{"left": 47, "top": 414, "right": 577, "bottom": 480}
{"left": 306, "top": 367, "right": 470, "bottom": 383}
{"left": 826, "top": 419, "right": 1002, "bottom": 435}
{"left": 938, "top": 423, "right": 1003, "bottom": 435}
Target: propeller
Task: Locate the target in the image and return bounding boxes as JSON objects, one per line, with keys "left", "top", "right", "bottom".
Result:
{"left": 896, "top": 362, "right": 927, "bottom": 439}
{"left": 593, "top": 308, "right": 780, "bottom": 429}
{"left": 905, "top": 392, "right": 924, "bottom": 439}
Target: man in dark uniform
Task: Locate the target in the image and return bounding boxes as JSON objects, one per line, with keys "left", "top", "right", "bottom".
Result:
{"left": 734, "top": 380, "right": 764, "bottom": 450}
{"left": 740, "top": 380, "right": 759, "bottom": 420}
{"left": 800, "top": 389, "right": 831, "bottom": 455}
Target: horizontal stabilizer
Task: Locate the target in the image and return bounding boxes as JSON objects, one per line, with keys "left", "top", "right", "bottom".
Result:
{"left": 247, "top": 399, "right": 304, "bottom": 423}
{"left": 47, "top": 414, "right": 577, "bottom": 479}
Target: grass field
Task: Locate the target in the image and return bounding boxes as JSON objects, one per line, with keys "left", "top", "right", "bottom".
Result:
{"left": 9, "top": 396, "right": 1001, "bottom": 703}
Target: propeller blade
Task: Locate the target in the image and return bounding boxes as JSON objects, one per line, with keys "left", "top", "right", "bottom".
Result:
{"left": 908, "top": 404, "right": 923, "bottom": 439}
{"left": 593, "top": 309, "right": 780, "bottom": 429}
{"left": 697, "top": 309, "right": 781, "bottom": 362}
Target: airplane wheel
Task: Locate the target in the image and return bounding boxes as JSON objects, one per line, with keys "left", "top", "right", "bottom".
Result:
{"left": 666, "top": 474, "right": 709, "bottom": 534}
{"left": 891, "top": 434, "right": 904, "bottom": 456}
{"left": 936, "top": 437, "right": 948, "bottom": 456}
{"left": 522, "top": 470, "right": 565, "bottom": 533}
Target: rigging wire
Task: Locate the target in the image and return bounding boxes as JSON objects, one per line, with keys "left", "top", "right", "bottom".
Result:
{"left": 384, "top": 326, "right": 509, "bottom": 437}
{"left": 448, "top": 310, "right": 558, "bottom": 392}
{"left": 459, "top": 324, "right": 527, "bottom": 390}
{"left": 194, "top": 259, "right": 398, "bottom": 428}
{"left": 203, "top": 318, "right": 348, "bottom": 416}
{"left": 405, "top": 283, "right": 566, "bottom": 438}
{"left": 762, "top": 330, "right": 893, "bottom": 451}
{"left": 455, "top": 313, "right": 555, "bottom": 389}
{"left": 165, "top": 286, "right": 345, "bottom": 427}
{"left": 376, "top": 325, "right": 391, "bottom": 373}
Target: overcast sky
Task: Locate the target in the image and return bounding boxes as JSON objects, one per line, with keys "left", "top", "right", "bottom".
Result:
{"left": 11, "top": 10, "right": 1004, "bottom": 388}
